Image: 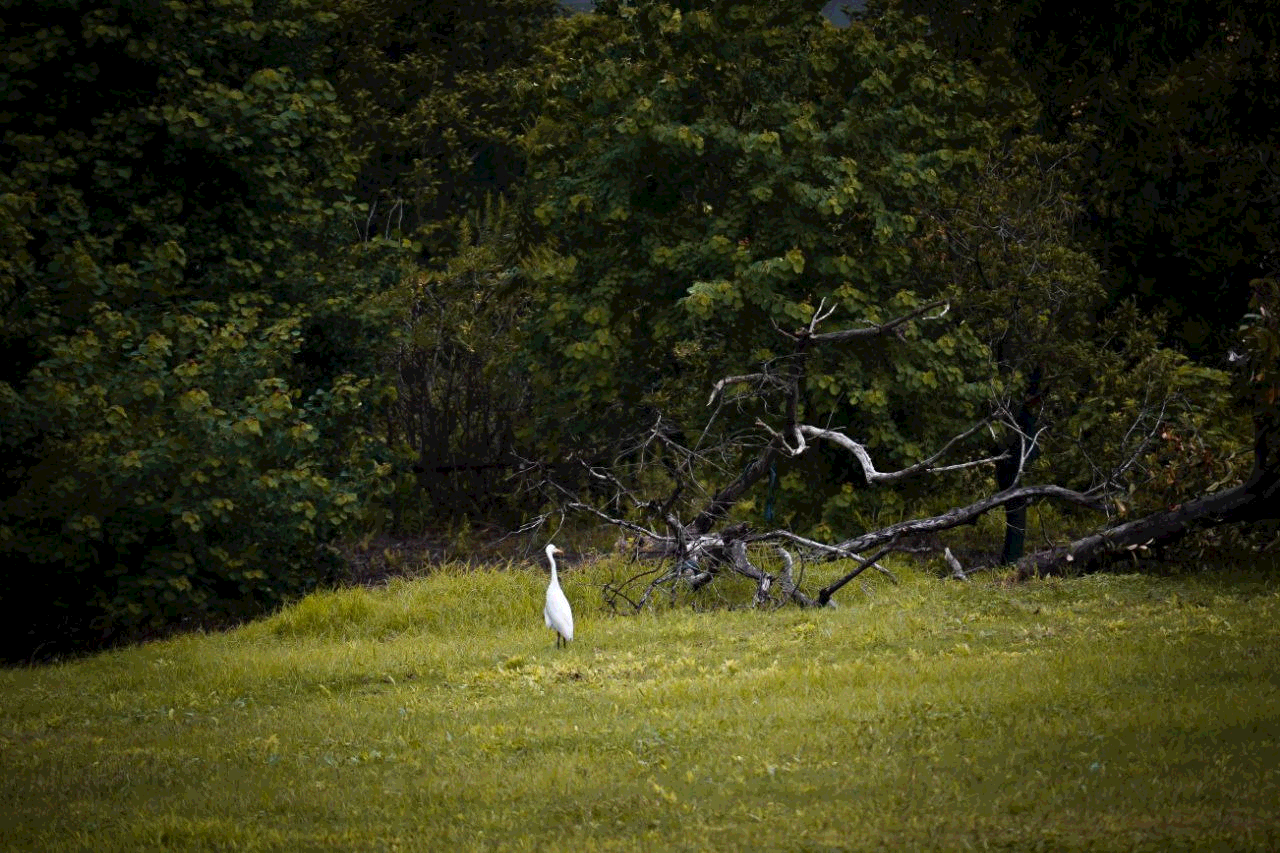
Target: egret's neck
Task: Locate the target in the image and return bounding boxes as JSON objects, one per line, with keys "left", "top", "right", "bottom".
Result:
{"left": 548, "top": 553, "right": 559, "bottom": 582}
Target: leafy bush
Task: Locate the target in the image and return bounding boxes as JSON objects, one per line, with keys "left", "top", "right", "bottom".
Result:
{"left": 0, "top": 0, "right": 397, "bottom": 658}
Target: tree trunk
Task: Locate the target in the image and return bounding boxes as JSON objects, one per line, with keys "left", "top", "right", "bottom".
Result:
{"left": 1016, "top": 407, "right": 1280, "bottom": 578}
{"left": 997, "top": 368, "right": 1042, "bottom": 564}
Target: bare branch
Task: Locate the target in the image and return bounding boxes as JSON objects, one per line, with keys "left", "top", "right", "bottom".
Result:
{"left": 749, "top": 528, "right": 852, "bottom": 556}
{"left": 807, "top": 297, "right": 839, "bottom": 333}
{"left": 797, "top": 420, "right": 1004, "bottom": 484}
{"left": 686, "top": 445, "right": 780, "bottom": 536}
{"left": 805, "top": 299, "right": 950, "bottom": 344}
{"left": 723, "top": 540, "right": 820, "bottom": 608}
{"left": 725, "top": 540, "right": 774, "bottom": 607}
{"left": 602, "top": 563, "right": 662, "bottom": 612}
{"left": 817, "top": 544, "right": 897, "bottom": 605}
{"left": 565, "top": 501, "right": 666, "bottom": 542}
{"left": 834, "top": 484, "right": 1107, "bottom": 553}
{"left": 748, "top": 529, "right": 898, "bottom": 582}
{"left": 707, "top": 373, "right": 774, "bottom": 407}
{"left": 364, "top": 199, "right": 377, "bottom": 241}
{"left": 776, "top": 546, "right": 798, "bottom": 589}
{"left": 582, "top": 462, "right": 651, "bottom": 513}
{"left": 1107, "top": 394, "right": 1171, "bottom": 489}
{"left": 757, "top": 418, "right": 807, "bottom": 457}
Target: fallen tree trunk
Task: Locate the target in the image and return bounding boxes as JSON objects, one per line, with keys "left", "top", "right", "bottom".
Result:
{"left": 1017, "top": 409, "right": 1280, "bottom": 578}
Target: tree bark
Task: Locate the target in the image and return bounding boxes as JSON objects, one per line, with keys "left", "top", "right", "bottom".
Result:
{"left": 1016, "top": 410, "right": 1280, "bottom": 578}
{"left": 834, "top": 484, "right": 1104, "bottom": 553}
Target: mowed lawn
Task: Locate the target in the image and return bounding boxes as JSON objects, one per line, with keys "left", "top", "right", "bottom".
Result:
{"left": 2, "top": 559, "right": 1279, "bottom": 851}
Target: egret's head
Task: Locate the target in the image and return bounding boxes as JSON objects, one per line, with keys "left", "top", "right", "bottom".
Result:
{"left": 545, "top": 543, "right": 562, "bottom": 557}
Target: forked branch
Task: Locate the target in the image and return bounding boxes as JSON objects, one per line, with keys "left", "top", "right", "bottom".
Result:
{"left": 797, "top": 420, "right": 1003, "bottom": 483}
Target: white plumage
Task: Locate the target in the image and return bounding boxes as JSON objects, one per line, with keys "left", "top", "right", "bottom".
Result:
{"left": 543, "top": 543, "right": 574, "bottom": 648}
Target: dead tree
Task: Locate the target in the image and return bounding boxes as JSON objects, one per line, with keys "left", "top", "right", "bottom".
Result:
{"left": 524, "top": 299, "right": 1086, "bottom": 606}
{"left": 524, "top": 283, "right": 1277, "bottom": 607}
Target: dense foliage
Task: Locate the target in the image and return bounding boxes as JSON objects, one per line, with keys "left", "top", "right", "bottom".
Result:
{"left": 876, "top": 0, "right": 1280, "bottom": 357}
{"left": 522, "top": 4, "right": 1009, "bottom": 460}
{"left": 516, "top": 2, "right": 1240, "bottom": 539}
{"left": 0, "top": 0, "right": 394, "bottom": 656}
{"left": 326, "top": 0, "right": 563, "bottom": 248}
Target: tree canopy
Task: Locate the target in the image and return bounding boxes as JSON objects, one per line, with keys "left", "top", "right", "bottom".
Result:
{"left": 326, "top": 0, "right": 564, "bottom": 248}
{"left": 0, "top": 0, "right": 391, "bottom": 656}
{"left": 522, "top": 5, "right": 1010, "bottom": 456}
{"left": 878, "top": 0, "right": 1280, "bottom": 357}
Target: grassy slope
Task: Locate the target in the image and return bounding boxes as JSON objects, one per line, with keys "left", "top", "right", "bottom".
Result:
{"left": 2, "top": 559, "right": 1279, "bottom": 851}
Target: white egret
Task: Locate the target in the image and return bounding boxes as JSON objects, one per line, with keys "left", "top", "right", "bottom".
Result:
{"left": 543, "top": 544, "right": 574, "bottom": 648}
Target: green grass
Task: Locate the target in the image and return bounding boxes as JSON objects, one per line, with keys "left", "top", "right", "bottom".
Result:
{"left": 3, "top": 559, "right": 1280, "bottom": 851}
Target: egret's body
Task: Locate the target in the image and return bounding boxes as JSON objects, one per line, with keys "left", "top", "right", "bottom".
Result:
{"left": 543, "top": 544, "right": 574, "bottom": 648}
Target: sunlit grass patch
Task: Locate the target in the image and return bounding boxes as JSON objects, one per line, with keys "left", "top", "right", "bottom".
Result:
{"left": 2, "top": 562, "right": 1279, "bottom": 851}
